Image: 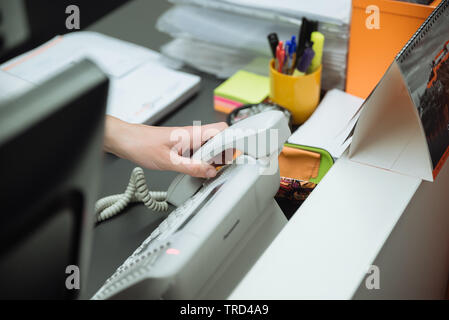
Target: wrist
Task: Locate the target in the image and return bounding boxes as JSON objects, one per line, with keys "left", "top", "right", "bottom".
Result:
{"left": 104, "top": 115, "right": 133, "bottom": 158}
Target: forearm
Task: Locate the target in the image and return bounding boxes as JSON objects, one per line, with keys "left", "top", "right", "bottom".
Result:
{"left": 104, "top": 115, "right": 132, "bottom": 158}
{"left": 103, "top": 116, "right": 172, "bottom": 171}
{"left": 103, "top": 115, "right": 226, "bottom": 177}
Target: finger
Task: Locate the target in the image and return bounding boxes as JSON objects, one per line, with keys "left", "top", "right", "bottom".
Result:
{"left": 200, "top": 122, "right": 228, "bottom": 145}
{"left": 179, "top": 122, "right": 228, "bottom": 154}
{"left": 167, "top": 151, "right": 217, "bottom": 178}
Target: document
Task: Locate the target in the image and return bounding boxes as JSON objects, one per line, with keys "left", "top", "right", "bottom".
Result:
{"left": 108, "top": 61, "right": 201, "bottom": 123}
{"left": 158, "top": 3, "right": 349, "bottom": 89}
{"left": 1, "top": 32, "right": 200, "bottom": 124}
{"left": 223, "top": 0, "right": 352, "bottom": 25}
{"left": 288, "top": 89, "right": 364, "bottom": 158}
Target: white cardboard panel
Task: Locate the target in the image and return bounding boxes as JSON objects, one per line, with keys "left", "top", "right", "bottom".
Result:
{"left": 353, "top": 148, "right": 449, "bottom": 299}
{"left": 348, "top": 62, "right": 433, "bottom": 181}
{"left": 229, "top": 157, "right": 421, "bottom": 299}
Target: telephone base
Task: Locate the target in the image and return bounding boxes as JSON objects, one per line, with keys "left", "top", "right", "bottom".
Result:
{"left": 195, "top": 199, "right": 287, "bottom": 299}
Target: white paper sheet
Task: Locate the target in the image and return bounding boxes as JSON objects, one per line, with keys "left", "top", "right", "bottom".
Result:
{"left": 0, "top": 32, "right": 200, "bottom": 124}
{"left": 108, "top": 61, "right": 201, "bottom": 124}
{"left": 223, "top": 0, "right": 352, "bottom": 25}
{"left": 288, "top": 89, "right": 364, "bottom": 158}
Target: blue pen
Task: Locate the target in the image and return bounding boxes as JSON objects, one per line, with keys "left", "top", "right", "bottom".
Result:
{"left": 291, "top": 35, "right": 296, "bottom": 51}
{"left": 290, "top": 36, "right": 297, "bottom": 74}
{"left": 289, "top": 40, "right": 296, "bottom": 66}
{"left": 283, "top": 40, "right": 291, "bottom": 74}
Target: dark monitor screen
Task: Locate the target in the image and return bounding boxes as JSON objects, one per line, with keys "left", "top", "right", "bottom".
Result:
{"left": 0, "top": 0, "right": 131, "bottom": 63}
{"left": 0, "top": 59, "right": 109, "bottom": 299}
{"left": 0, "top": 200, "right": 79, "bottom": 299}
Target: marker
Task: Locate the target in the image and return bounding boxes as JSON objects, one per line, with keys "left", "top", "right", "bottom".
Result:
{"left": 267, "top": 33, "right": 279, "bottom": 59}
{"left": 279, "top": 47, "right": 285, "bottom": 73}
{"left": 307, "top": 31, "right": 325, "bottom": 73}
{"left": 276, "top": 41, "right": 284, "bottom": 73}
{"left": 306, "top": 20, "right": 319, "bottom": 44}
{"left": 293, "top": 42, "right": 315, "bottom": 76}
{"left": 296, "top": 18, "right": 319, "bottom": 68}
{"left": 296, "top": 17, "right": 309, "bottom": 66}
{"left": 289, "top": 35, "right": 297, "bottom": 74}
{"left": 309, "top": 20, "right": 319, "bottom": 34}
{"left": 283, "top": 40, "right": 291, "bottom": 74}
{"left": 275, "top": 41, "right": 281, "bottom": 71}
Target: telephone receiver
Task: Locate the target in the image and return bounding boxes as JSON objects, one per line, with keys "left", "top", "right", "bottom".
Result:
{"left": 166, "top": 110, "right": 291, "bottom": 207}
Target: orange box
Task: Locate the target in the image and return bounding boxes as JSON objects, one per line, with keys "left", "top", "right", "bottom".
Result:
{"left": 346, "top": 0, "right": 440, "bottom": 99}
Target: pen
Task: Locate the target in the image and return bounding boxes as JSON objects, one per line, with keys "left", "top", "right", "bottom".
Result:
{"left": 293, "top": 42, "right": 315, "bottom": 76}
{"left": 275, "top": 41, "right": 280, "bottom": 71}
{"left": 275, "top": 41, "right": 284, "bottom": 73}
{"left": 279, "top": 47, "right": 285, "bottom": 73}
{"left": 283, "top": 40, "right": 291, "bottom": 74}
{"left": 296, "top": 18, "right": 318, "bottom": 69}
{"left": 295, "top": 17, "right": 309, "bottom": 67}
{"left": 267, "top": 33, "right": 279, "bottom": 59}
{"left": 289, "top": 36, "right": 297, "bottom": 74}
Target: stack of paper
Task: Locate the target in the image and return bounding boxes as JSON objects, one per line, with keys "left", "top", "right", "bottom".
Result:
{"left": 161, "top": 38, "right": 256, "bottom": 78}
{"left": 0, "top": 32, "right": 200, "bottom": 124}
{"left": 288, "top": 89, "right": 364, "bottom": 158}
{"left": 156, "top": 0, "right": 351, "bottom": 90}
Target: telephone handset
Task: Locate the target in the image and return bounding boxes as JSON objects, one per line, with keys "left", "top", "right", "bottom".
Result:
{"left": 95, "top": 110, "right": 290, "bottom": 222}
{"left": 166, "top": 110, "right": 291, "bottom": 206}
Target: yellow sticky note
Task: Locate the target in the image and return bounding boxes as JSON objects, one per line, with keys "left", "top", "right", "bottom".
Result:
{"left": 214, "top": 70, "right": 269, "bottom": 104}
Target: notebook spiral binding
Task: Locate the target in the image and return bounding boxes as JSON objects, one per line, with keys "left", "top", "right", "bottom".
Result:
{"left": 397, "top": 0, "right": 449, "bottom": 64}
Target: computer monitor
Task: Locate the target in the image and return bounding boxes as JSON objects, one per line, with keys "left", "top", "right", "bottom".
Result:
{"left": 0, "top": 0, "right": 130, "bottom": 63}
{"left": 0, "top": 59, "right": 109, "bottom": 299}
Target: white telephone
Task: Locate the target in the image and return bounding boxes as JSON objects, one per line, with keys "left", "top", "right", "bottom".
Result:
{"left": 166, "top": 109, "right": 291, "bottom": 206}
{"left": 92, "top": 110, "right": 290, "bottom": 300}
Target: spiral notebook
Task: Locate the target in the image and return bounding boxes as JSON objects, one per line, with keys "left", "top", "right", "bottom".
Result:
{"left": 347, "top": 0, "right": 449, "bottom": 181}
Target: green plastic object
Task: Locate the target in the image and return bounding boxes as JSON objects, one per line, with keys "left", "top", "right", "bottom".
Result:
{"left": 284, "top": 143, "right": 334, "bottom": 184}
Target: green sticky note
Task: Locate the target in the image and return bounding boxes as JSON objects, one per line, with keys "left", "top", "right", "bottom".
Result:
{"left": 214, "top": 70, "right": 269, "bottom": 104}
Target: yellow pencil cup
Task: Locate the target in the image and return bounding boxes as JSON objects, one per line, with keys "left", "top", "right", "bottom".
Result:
{"left": 269, "top": 59, "right": 321, "bottom": 125}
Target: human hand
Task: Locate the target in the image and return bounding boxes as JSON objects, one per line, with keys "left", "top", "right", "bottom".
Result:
{"left": 104, "top": 116, "right": 228, "bottom": 178}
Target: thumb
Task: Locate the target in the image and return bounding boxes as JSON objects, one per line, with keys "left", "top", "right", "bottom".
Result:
{"left": 168, "top": 152, "right": 217, "bottom": 178}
